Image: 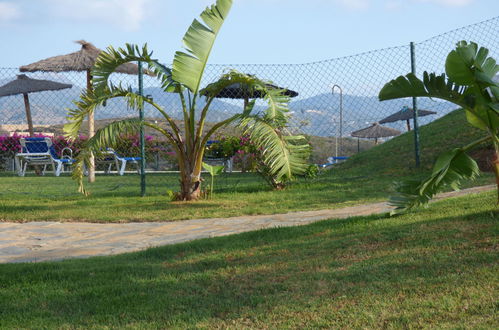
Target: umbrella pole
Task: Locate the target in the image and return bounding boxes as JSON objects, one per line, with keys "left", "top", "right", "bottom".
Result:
{"left": 87, "top": 70, "right": 95, "bottom": 183}
{"left": 22, "top": 93, "right": 34, "bottom": 136}
{"left": 23, "top": 92, "right": 42, "bottom": 175}
{"left": 406, "top": 119, "right": 411, "bottom": 131}
{"left": 243, "top": 97, "right": 248, "bottom": 111}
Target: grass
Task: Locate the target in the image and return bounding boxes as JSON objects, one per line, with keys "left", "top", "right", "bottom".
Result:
{"left": 0, "top": 191, "right": 497, "bottom": 328}
{"left": 334, "top": 108, "right": 493, "bottom": 177}
{"left": 0, "top": 109, "right": 495, "bottom": 222}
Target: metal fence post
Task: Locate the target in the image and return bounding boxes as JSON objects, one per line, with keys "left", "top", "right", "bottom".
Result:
{"left": 332, "top": 84, "right": 343, "bottom": 157}
{"left": 138, "top": 61, "right": 146, "bottom": 196}
{"left": 410, "top": 42, "right": 421, "bottom": 168}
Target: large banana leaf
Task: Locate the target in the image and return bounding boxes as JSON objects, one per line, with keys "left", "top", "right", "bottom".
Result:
{"left": 389, "top": 148, "right": 480, "bottom": 214}
{"left": 240, "top": 117, "right": 311, "bottom": 181}
{"left": 64, "top": 85, "right": 161, "bottom": 139}
{"left": 71, "top": 118, "right": 142, "bottom": 194}
{"left": 90, "top": 43, "right": 183, "bottom": 95}
{"left": 379, "top": 71, "right": 499, "bottom": 131}
{"left": 172, "top": 0, "right": 232, "bottom": 94}
{"left": 379, "top": 72, "right": 469, "bottom": 108}
{"left": 202, "top": 70, "right": 308, "bottom": 182}
{"left": 379, "top": 41, "right": 499, "bottom": 214}
{"left": 446, "top": 41, "right": 499, "bottom": 86}
{"left": 198, "top": 70, "right": 290, "bottom": 138}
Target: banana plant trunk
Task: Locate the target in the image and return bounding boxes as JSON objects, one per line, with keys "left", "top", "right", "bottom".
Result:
{"left": 178, "top": 148, "right": 203, "bottom": 201}
{"left": 493, "top": 145, "right": 499, "bottom": 203}
{"left": 179, "top": 170, "right": 202, "bottom": 201}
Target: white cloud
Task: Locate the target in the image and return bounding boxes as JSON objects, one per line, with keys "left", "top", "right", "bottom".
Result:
{"left": 335, "top": 0, "right": 370, "bottom": 10}
{"left": 0, "top": 2, "right": 20, "bottom": 23}
{"left": 414, "top": 0, "right": 473, "bottom": 6}
{"left": 45, "top": 0, "right": 152, "bottom": 31}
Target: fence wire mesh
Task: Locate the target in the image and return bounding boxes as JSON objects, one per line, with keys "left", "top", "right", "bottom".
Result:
{"left": 0, "top": 17, "right": 497, "bottom": 173}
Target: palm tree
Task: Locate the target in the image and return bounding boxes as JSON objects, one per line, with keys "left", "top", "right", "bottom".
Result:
{"left": 64, "top": 0, "right": 310, "bottom": 200}
{"left": 379, "top": 41, "right": 499, "bottom": 214}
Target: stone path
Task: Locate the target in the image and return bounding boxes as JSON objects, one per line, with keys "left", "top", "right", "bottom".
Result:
{"left": 0, "top": 185, "right": 494, "bottom": 263}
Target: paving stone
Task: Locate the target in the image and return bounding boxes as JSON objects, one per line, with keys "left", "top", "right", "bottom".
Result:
{"left": 0, "top": 185, "right": 494, "bottom": 264}
{"left": 0, "top": 246, "right": 31, "bottom": 255}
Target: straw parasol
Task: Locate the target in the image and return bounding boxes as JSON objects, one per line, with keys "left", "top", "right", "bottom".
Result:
{"left": 0, "top": 74, "right": 72, "bottom": 136}
{"left": 202, "top": 77, "right": 298, "bottom": 109}
{"left": 351, "top": 122, "right": 401, "bottom": 145}
{"left": 20, "top": 40, "right": 150, "bottom": 181}
{"left": 20, "top": 40, "right": 143, "bottom": 75}
{"left": 379, "top": 106, "right": 436, "bottom": 131}
{"left": 214, "top": 82, "right": 298, "bottom": 99}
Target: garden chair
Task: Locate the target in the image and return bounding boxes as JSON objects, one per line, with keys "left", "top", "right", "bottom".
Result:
{"left": 203, "top": 140, "right": 233, "bottom": 173}
{"left": 15, "top": 137, "right": 75, "bottom": 176}
{"left": 96, "top": 148, "right": 141, "bottom": 176}
{"left": 318, "top": 156, "right": 349, "bottom": 169}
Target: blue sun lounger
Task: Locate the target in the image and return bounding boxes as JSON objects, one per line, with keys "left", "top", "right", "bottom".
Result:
{"left": 96, "top": 148, "right": 141, "bottom": 176}
{"left": 203, "top": 140, "right": 233, "bottom": 173}
{"left": 15, "top": 137, "right": 75, "bottom": 176}
{"left": 318, "top": 156, "right": 349, "bottom": 169}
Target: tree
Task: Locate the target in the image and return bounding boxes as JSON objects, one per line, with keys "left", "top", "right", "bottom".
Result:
{"left": 64, "top": 0, "right": 310, "bottom": 200}
{"left": 379, "top": 41, "right": 499, "bottom": 214}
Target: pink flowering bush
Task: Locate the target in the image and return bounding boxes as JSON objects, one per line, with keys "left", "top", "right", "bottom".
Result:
{"left": 111, "top": 134, "right": 165, "bottom": 160}
{"left": 207, "top": 134, "right": 259, "bottom": 172}
{"left": 0, "top": 133, "right": 175, "bottom": 171}
{"left": 208, "top": 133, "right": 312, "bottom": 187}
{"left": 0, "top": 133, "right": 49, "bottom": 170}
{"left": 0, "top": 134, "right": 23, "bottom": 158}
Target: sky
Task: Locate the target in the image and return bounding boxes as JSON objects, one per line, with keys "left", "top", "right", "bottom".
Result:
{"left": 0, "top": 0, "right": 498, "bottom": 68}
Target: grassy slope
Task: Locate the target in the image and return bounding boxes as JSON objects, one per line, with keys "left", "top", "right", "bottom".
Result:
{"left": 0, "top": 192, "right": 497, "bottom": 328}
{"left": 0, "top": 109, "right": 494, "bottom": 222}
{"left": 335, "top": 109, "right": 490, "bottom": 176}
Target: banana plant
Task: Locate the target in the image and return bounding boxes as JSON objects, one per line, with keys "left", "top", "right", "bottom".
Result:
{"left": 379, "top": 41, "right": 499, "bottom": 214}
{"left": 64, "top": 0, "right": 310, "bottom": 200}
{"left": 239, "top": 110, "right": 312, "bottom": 189}
{"left": 202, "top": 162, "right": 225, "bottom": 198}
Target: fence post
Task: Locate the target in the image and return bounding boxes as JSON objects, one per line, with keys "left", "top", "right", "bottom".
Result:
{"left": 410, "top": 42, "right": 421, "bottom": 168}
{"left": 138, "top": 61, "right": 146, "bottom": 196}
{"left": 331, "top": 85, "right": 343, "bottom": 157}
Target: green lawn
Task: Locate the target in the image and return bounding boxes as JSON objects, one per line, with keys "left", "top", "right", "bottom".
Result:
{"left": 0, "top": 109, "right": 495, "bottom": 222}
{"left": 1, "top": 191, "right": 497, "bottom": 328}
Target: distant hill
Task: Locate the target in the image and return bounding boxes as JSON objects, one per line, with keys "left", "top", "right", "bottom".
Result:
{"left": 288, "top": 93, "right": 456, "bottom": 136}
{"left": 0, "top": 86, "right": 456, "bottom": 137}
{"left": 0, "top": 87, "right": 243, "bottom": 126}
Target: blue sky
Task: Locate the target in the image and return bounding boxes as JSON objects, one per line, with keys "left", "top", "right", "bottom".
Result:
{"left": 0, "top": 0, "right": 498, "bottom": 67}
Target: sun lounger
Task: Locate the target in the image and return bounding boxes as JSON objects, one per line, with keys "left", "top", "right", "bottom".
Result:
{"left": 15, "top": 137, "right": 75, "bottom": 176}
{"left": 96, "top": 148, "right": 141, "bottom": 175}
{"left": 203, "top": 140, "right": 233, "bottom": 173}
{"left": 318, "top": 156, "right": 349, "bottom": 169}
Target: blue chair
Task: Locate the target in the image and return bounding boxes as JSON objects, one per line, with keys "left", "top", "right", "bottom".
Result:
{"left": 96, "top": 148, "right": 141, "bottom": 176}
{"left": 15, "top": 137, "right": 75, "bottom": 176}
{"left": 318, "top": 156, "right": 349, "bottom": 169}
{"left": 203, "top": 140, "right": 233, "bottom": 173}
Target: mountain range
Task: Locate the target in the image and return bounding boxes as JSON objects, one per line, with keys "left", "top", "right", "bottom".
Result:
{"left": 0, "top": 87, "right": 456, "bottom": 137}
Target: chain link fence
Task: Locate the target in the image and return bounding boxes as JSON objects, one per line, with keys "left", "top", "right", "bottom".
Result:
{"left": 0, "top": 17, "right": 497, "bottom": 174}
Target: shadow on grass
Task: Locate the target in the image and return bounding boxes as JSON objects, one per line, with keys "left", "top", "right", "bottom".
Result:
{"left": 0, "top": 197, "right": 496, "bottom": 327}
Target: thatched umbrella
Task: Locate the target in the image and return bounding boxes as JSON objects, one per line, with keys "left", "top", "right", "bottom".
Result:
{"left": 351, "top": 122, "right": 401, "bottom": 145}
{"left": 214, "top": 82, "right": 298, "bottom": 99}
{"left": 0, "top": 74, "right": 72, "bottom": 136}
{"left": 20, "top": 40, "right": 149, "bottom": 181}
{"left": 202, "top": 78, "right": 298, "bottom": 109}
{"left": 380, "top": 106, "right": 436, "bottom": 131}
{"left": 20, "top": 40, "right": 143, "bottom": 75}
